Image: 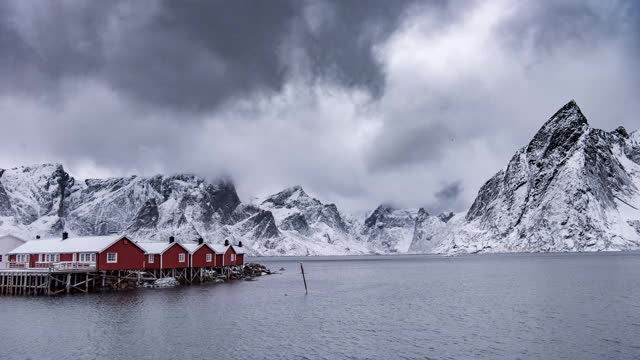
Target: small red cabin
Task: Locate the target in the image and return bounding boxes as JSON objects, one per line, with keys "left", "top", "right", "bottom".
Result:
{"left": 140, "top": 242, "right": 190, "bottom": 270}
{"left": 183, "top": 243, "right": 216, "bottom": 268}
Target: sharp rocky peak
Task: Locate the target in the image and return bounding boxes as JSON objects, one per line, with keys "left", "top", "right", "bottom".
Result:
{"left": 261, "top": 185, "right": 321, "bottom": 208}
{"left": 526, "top": 100, "right": 589, "bottom": 154}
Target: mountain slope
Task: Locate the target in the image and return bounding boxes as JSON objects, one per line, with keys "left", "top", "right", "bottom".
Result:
{"left": 415, "top": 100, "right": 640, "bottom": 253}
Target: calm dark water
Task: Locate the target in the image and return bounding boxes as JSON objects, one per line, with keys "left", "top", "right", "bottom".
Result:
{"left": 1, "top": 253, "right": 640, "bottom": 360}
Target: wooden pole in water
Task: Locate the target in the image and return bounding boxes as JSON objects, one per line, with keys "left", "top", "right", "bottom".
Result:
{"left": 300, "top": 262, "right": 308, "bottom": 295}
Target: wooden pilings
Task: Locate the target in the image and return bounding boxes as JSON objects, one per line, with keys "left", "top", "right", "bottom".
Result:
{"left": 0, "top": 266, "right": 242, "bottom": 296}
{"left": 0, "top": 271, "right": 50, "bottom": 296}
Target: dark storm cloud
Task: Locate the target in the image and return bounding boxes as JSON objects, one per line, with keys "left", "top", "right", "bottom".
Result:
{"left": 498, "top": 1, "right": 640, "bottom": 54}
{"left": 435, "top": 182, "right": 462, "bottom": 202}
{"left": 1, "top": 0, "right": 639, "bottom": 214}
{"left": 0, "top": 0, "right": 417, "bottom": 112}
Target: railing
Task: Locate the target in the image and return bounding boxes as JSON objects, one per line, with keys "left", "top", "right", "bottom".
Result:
{"left": 7, "top": 261, "right": 96, "bottom": 271}
{"left": 8, "top": 262, "right": 28, "bottom": 269}
{"left": 33, "top": 262, "right": 54, "bottom": 269}
{"left": 52, "top": 262, "right": 97, "bottom": 271}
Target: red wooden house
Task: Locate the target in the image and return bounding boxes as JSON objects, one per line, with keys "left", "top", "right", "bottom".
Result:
{"left": 183, "top": 240, "right": 216, "bottom": 268}
{"left": 210, "top": 243, "right": 245, "bottom": 267}
{"left": 139, "top": 238, "right": 190, "bottom": 271}
{"left": 7, "top": 233, "right": 146, "bottom": 271}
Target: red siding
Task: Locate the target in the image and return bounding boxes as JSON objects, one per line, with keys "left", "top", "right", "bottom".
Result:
{"left": 236, "top": 253, "right": 244, "bottom": 266}
{"left": 191, "top": 245, "right": 216, "bottom": 268}
{"left": 215, "top": 253, "right": 224, "bottom": 267}
{"left": 97, "top": 237, "right": 146, "bottom": 271}
{"left": 145, "top": 254, "right": 160, "bottom": 270}
{"left": 160, "top": 243, "right": 189, "bottom": 269}
{"left": 60, "top": 253, "right": 73, "bottom": 262}
{"left": 30, "top": 254, "right": 38, "bottom": 267}
{"left": 223, "top": 246, "right": 237, "bottom": 266}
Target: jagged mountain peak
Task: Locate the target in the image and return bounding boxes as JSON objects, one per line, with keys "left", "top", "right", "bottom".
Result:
{"left": 527, "top": 100, "right": 589, "bottom": 155}
{"left": 612, "top": 126, "right": 629, "bottom": 139}
{"left": 548, "top": 99, "right": 586, "bottom": 126}
{"left": 261, "top": 185, "right": 321, "bottom": 209}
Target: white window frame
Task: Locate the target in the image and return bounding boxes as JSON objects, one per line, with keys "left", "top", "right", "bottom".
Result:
{"left": 17, "top": 254, "right": 28, "bottom": 263}
{"left": 148, "top": 254, "right": 154, "bottom": 263}
{"left": 230, "top": 253, "right": 236, "bottom": 262}
{"left": 45, "top": 254, "right": 60, "bottom": 263}
{"left": 206, "top": 253, "right": 212, "bottom": 262}
{"left": 178, "top": 253, "right": 186, "bottom": 263}
{"left": 79, "top": 253, "right": 96, "bottom": 262}
{"left": 106, "top": 252, "right": 118, "bottom": 263}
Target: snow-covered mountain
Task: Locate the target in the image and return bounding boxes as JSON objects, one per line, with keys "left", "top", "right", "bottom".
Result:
{"left": 1, "top": 101, "right": 638, "bottom": 255}
{"left": 0, "top": 166, "right": 372, "bottom": 255}
{"left": 410, "top": 100, "right": 640, "bottom": 253}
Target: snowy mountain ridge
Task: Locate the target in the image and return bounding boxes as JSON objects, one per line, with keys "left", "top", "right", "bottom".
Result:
{"left": 1, "top": 101, "right": 639, "bottom": 255}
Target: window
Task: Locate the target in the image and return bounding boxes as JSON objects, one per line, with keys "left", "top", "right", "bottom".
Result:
{"left": 45, "top": 254, "right": 60, "bottom": 263}
{"left": 17, "top": 254, "right": 29, "bottom": 263}
{"left": 206, "top": 253, "right": 212, "bottom": 262}
{"left": 79, "top": 253, "right": 95, "bottom": 262}
{"left": 107, "top": 253, "right": 117, "bottom": 263}
{"left": 179, "top": 253, "right": 186, "bottom": 263}
{"left": 0, "top": 255, "right": 3, "bottom": 262}
{"left": 230, "top": 254, "right": 236, "bottom": 262}
{"left": 148, "top": 254, "right": 154, "bottom": 263}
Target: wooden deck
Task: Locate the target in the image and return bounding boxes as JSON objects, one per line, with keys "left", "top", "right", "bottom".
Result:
{"left": 0, "top": 265, "right": 238, "bottom": 296}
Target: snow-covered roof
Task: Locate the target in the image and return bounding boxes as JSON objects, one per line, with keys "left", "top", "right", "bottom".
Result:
{"left": 138, "top": 241, "right": 189, "bottom": 255}
{"left": 8, "top": 234, "right": 133, "bottom": 254}
{"left": 232, "top": 245, "right": 245, "bottom": 254}
{"left": 210, "top": 244, "right": 228, "bottom": 253}
{"left": 182, "top": 243, "right": 216, "bottom": 254}
{"left": 138, "top": 242, "right": 172, "bottom": 254}
{"left": 181, "top": 243, "right": 199, "bottom": 253}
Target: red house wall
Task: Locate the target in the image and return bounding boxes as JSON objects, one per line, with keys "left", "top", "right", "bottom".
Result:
{"left": 223, "top": 247, "right": 237, "bottom": 266}
{"left": 236, "top": 253, "right": 244, "bottom": 266}
{"left": 161, "top": 243, "right": 189, "bottom": 269}
{"left": 30, "top": 254, "right": 38, "bottom": 267}
{"left": 60, "top": 253, "right": 73, "bottom": 262}
{"left": 97, "top": 237, "right": 145, "bottom": 271}
{"left": 215, "top": 253, "right": 224, "bottom": 267}
{"left": 145, "top": 254, "right": 160, "bottom": 270}
{"left": 191, "top": 246, "right": 215, "bottom": 268}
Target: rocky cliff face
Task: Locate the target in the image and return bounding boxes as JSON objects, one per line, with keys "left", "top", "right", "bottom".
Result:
{"left": 412, "top": 100, "right": 640, "bottom": 253}
{"left": 361, "top": 205, "right": 420, "bottom": 253}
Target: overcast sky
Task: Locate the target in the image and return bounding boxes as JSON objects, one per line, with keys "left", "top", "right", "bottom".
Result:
{"left": 1, "top": 0, "right": 639, "bottom": 214}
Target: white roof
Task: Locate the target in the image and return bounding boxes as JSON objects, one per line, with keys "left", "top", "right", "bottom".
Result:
{"left": 210, "top": 244, "right": 228, "bottom": 253}
{"left": 8, "top": 235, "right": 129, "bottom": 254}
{"left": 182, "top": 243, "right": 200, "bottom": 253}
{"left": 232, "top": 245, "right": 245, "bottom": 255}
{"left": 137, "top": 242, "right": 174, "bottom": 254}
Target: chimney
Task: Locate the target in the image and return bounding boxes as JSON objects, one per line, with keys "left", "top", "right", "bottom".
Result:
{"left": 198, "top": 238, "right": 204, "bottom": 245}
{"left": 62, "top": 232, "right": 68, "bottom": 240}
{"left": 238, "top": 241, "right": 243, "bottom": 247}
{"left": 224, "top": 239, "right": 230, "bottom": 246}
{"left": 169, "top": 236, "right": 175, "bottom": 243}
{"left": 36, "top": 235, "right": 41, "bottom": 239}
